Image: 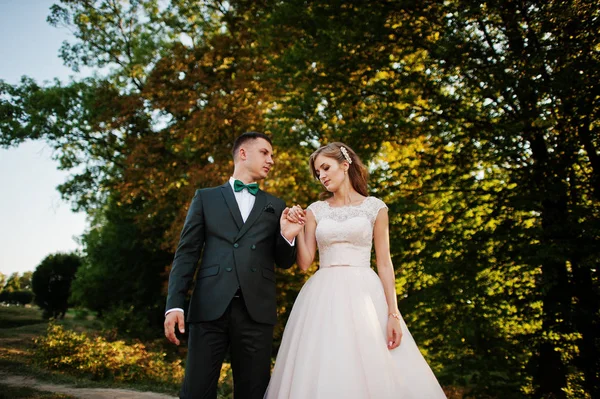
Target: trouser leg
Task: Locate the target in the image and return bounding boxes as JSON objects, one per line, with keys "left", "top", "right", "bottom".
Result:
{"left": 180, "top": 310, "right": 230, "bottom": 399}
{"left": 229, "top": 297, "right": 274, "bottom": 399}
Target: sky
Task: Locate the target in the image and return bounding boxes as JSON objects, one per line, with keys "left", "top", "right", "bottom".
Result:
{"left": 0, "top": 0, "right": 88, "bottom": 277}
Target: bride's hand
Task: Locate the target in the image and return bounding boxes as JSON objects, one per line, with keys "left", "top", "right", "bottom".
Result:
{"left": 286, "top": 205, "right": 306, "bottom": 225}
{"left": 387, "top": 313, "right": 402, "bottom": 350}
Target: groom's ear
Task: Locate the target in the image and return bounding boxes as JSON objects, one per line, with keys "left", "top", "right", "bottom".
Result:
{"left": 237, "top": 147, "right": 247, "bottom": 161}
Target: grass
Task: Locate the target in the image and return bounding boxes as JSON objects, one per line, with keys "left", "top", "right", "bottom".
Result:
{"left": 0, "top": 383, "right": 76, "bottom": 399}
{"left": 0, "top": 305, "right": 181, "bottom": 396}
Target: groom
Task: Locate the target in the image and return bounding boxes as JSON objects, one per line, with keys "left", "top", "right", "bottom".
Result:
{"left": 164, "top": 132, "right": 301, "bottom": 399}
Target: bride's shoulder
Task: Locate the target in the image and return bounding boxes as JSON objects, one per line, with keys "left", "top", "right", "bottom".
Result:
{"left": 306, "top": 200, "right": 327, "bottom": 222}
{"left": 364, "top": 196, "right": 388, "bottom": 211}
{"left": 307, "top": 200, "right": 326, "bottom": 212}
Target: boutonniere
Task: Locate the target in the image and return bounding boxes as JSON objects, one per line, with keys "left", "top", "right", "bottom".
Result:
{"left": 263, "top": 203, "right": 275, "bottom": 213}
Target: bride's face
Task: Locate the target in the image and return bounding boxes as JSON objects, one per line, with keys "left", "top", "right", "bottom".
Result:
{"left": 314, "top": 154, "right": 348, "bottom": 192}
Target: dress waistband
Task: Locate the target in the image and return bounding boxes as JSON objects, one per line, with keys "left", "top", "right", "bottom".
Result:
{"left": 320, "top": 264, "right": 369, "bottom": 269}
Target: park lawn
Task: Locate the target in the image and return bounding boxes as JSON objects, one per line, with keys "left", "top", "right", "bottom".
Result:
{"left": 0, "top": 383, "right": 76, "bottom": 399}
{"left": 0, "top": 305, "right": 182, "bottom": 396}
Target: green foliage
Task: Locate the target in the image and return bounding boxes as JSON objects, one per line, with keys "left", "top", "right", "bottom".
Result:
{"left": 70, "top": 195, "right": 172, "bottom": 339}
{"left": 0, "top": 272, "right": 34, "bottom": 305}
{"left": 32, "top": 253, "right": 82, "bottom": 319}
{"left": 71, "top": 308, "right": 91, "bottom": 321}
{"left": 4, "top": 272, "right": 22, "bottom": 292}
{"left": 34, "top": 324, "right": 184, "bottom": 386}
{"left": 101, "top": 306, "right": 159, "bottom": 339}
{"left": 254, "top": 1, "right": 600, "bottom": 396}
{"left": 19, "top": 271, "right": 33, "bottom": 291}
{"left": 0, "top": 290, "right": 34, "bottom": 306}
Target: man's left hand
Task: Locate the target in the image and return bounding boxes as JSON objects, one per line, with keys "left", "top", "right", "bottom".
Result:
{"left": 280, "top": 207, "right": 305, "bottom": 241}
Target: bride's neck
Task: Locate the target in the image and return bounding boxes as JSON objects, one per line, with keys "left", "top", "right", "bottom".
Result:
{"left": 331, "top": 186, "right": 359, "bottom": 205}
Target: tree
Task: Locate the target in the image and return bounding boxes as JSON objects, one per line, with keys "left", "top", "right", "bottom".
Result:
{"left": 70, "top": 195, "right": 173, "bottom": 338}
{"left": 32, "top": 253, "right": 82, "bottom": 319}
{"left": 0, "top": 272, "right": 6, "bottom": 291}
{"left": 19, "top": 271, "right": 33, "bottom": 291}
{"left": 0, "top": 271, "right": 34, "bottom": 305}
{"left": 4, "top": 272, "right": 22, "bottom": 292}
{"left": 252, "top": 0, "right": 600, "bottom": 396}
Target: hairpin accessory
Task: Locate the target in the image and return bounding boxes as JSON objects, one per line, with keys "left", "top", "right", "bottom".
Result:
{"left": 340, "top": 147, "right": 353, "bottom": 164}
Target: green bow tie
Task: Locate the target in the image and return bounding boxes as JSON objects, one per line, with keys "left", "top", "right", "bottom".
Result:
{"left": 234, "top": 180, "right": 259, "bottom": 195}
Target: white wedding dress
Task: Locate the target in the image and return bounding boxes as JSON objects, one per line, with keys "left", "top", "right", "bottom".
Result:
{"left": 265, "top": 197, "right": 447, "bottom": 398}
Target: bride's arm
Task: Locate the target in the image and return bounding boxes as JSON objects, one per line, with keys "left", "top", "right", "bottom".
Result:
{"left": 373, "top": 207, "right": 402, "bottom": 349}
{"left": 290, "top": 207, "right": 318, "bottom": 271}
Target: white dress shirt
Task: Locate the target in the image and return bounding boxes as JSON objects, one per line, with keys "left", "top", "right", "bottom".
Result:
{"left": 229, "top": 176, "right": 255, "bottom": 222}
{"left": 166, "top": 178, "right": 294, "bottom": 316}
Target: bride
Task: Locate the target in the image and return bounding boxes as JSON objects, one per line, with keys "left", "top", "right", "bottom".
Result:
{"left": 265, "top": 142, "right": 447, "bottom": 398}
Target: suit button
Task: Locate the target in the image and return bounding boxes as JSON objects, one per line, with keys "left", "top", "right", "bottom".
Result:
{"left": 226, "top": 267, "right": 233, "bottom": 272}
{"left": 251, "top": 245, "right": 256, "bottom": 250}
{"left": 233, "top": 243, "right": 239, "bottom": 248}
{"left": 251, "top": 268, "right": 257, "bottom": 272}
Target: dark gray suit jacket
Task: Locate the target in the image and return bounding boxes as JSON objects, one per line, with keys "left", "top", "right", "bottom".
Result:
{"left": 166, "top": 182, "right": 296, "bottom": 325}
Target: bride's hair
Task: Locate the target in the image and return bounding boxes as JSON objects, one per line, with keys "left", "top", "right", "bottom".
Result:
{"left": 309, "top": 142, "right": 369, "bottom": 199}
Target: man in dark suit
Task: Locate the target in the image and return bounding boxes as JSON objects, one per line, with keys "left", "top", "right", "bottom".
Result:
{"left": 164, "top": 132, "right": 301, "bottom": 399}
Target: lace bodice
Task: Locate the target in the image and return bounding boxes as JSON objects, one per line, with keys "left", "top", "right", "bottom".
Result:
{"left": 307, "top": 197, "right": 388, "bottom": 268}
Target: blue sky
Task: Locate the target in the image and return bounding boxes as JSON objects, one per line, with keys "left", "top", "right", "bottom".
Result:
{"left": 0, "top": 0, "right": 88, "bottom": 277}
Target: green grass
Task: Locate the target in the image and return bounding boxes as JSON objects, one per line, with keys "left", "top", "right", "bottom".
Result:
{"left": 0, "top": 306, "right": 46, "bottom": 329}
{"left": 0, "top": 383, "right": 76, "bottom": 399}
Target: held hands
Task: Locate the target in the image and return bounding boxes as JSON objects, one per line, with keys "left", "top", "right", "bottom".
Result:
{"left": 387, "top": 312, "right": 403, "bottom": 350}
{"left": 164, "top": 310, "right": 185, "bottom": 345}
{"left": 280, "top": 205, "right": 306, "bottom": 241}
{"left": 286, "top": 205, "right": 306, "bottom": 225}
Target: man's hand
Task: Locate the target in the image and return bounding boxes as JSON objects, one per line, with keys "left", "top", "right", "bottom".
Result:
{"left": 164, "top": 310, "right": 185, "bottom": 345}
{"left": 280, "top": 207, "right": 305, "bottom": 241}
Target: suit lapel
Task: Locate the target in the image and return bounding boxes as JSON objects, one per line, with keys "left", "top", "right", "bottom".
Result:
{"left": 220, "top": 183, "right": 244, "bottom": 230}
{"left": 235, "top": 190, "right": 267, "bottom": 241}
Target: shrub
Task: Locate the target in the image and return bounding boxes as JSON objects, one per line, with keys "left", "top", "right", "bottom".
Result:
{"left": 0, "top": 290, "right": 34, "bottom": 305}
{"left": 72, "top": 308, "right": 91, "bottom": 321}
{"left": 101, "top": 305, "right": 156, "bottom": 339}
{"left": 34, "top": 324, "right": 184, "bottom": 386}
{"left": 32, "top": 253, "right": 82, "bottom": 319}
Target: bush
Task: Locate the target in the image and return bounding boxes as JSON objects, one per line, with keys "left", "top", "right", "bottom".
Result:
{"left": 32, "top": 253, "right": 82, "bottom": 319}
{"left": 0, "top": 290, "right": 34, "bottom": 305}
{"left": 34, "top": 324, "right": 184, "bottom": 386}
{"left": 72, "top": 308, "right": 91, "bottom": 321}
{"left": 101, "top": 305, "right": 157, "bottom": 339}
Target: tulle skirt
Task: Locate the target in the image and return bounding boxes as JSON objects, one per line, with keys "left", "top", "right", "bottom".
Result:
{"left": 265, "top": 266, "right": 447, "bottom": 399}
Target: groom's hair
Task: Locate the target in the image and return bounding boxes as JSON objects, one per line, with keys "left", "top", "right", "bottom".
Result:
{"left": 232, "top": 131, "right": 272, "bottom": 160}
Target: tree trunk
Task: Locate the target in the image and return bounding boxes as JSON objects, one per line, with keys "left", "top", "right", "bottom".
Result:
{"left": 571, "top": 260, "right": 600, "bottom": 397}
{"left": 528, "top": 131, "right": 571, "bottom": 398}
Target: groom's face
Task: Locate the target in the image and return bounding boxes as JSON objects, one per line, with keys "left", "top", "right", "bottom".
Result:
{"left": 239, "top": 138, "right": 275, "bottom": 181}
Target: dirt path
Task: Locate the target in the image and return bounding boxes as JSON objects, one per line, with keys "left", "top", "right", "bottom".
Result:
{"left": 0, "top": 372, "right": 177, "bottom": 399}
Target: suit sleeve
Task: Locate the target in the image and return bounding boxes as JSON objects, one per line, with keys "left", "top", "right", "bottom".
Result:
{"left": 165, "top": 190, "right": 205, "bottom": 312}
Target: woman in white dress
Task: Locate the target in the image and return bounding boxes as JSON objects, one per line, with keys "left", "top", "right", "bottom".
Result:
{"left": 265, "top": 142, "right": 447, "bottom": 399}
